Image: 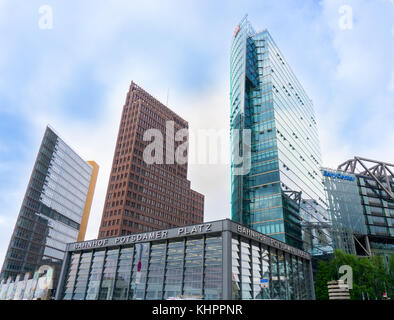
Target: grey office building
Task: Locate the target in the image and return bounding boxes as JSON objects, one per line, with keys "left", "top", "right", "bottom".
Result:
{"left": 55, "top": 219, "right": 314, "bottom": 300}
{"left": 0, "top": 126, "right": 98, "bottom": 286}
{"left": 323, "top": 157, "right": 394, "bottom": 269}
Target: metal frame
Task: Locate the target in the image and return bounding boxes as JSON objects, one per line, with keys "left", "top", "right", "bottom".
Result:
{"left": 338, "top": 156, "right": 394, "bottom": 199}
{"left": 282, "top": 190, "right": 302, "bottom": 206}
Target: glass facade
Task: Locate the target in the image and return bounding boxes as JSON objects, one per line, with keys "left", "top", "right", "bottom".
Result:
{"left": 56, "top": 220, "right": 313, "bottom": 300}
{"left": 323, "top": 168, "right": 367, "bottom": 254}
{"left": 358, "top": 176, "right": 394, "bottom": 239}
{"left": 0, "top": 126, "right": 95, "bottom": 288}
{"left": 0, "top": 268, "right": 55, "bottom": 300}
{"left": 323, "top": 166, "right": 394, "bottom": 268}
{"left": 230, "top": 16, "right": 332, "bottom": 258}
{"left": 61, "top": 236, "right": 223, "bottom": 300}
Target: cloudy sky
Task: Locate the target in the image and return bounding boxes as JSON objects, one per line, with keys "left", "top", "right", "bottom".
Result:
{"left": 0, "top": 0, "right": 393, "bottom": 265}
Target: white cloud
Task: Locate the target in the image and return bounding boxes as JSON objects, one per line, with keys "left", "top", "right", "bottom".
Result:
{"left": 33, "top": 74, "right": 232, "bottom": 240}
{"left": 8, "top": 0, "right": 236, "bottom": 240}
{"left": 0, "top": 215, "right": 8, "bottom": 225}
{"left": 176, "top": 84, "right": 231, "bottom": 222}
{"left": 0, "top": 0, "right": 392, "bottom": 253}
{"left": 317, "top": 0, "right": 394, "bottom": 167}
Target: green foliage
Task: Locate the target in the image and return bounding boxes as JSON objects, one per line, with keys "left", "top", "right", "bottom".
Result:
{"left": 314, "top": 250, "right": 393, "bottom": 300}
{"left": 314, "top": 260, "right": 332, "bottom": 300}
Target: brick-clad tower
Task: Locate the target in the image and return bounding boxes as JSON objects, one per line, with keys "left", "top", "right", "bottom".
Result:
{"left": 98, "top": 81, "right": 204, "bottom": 238}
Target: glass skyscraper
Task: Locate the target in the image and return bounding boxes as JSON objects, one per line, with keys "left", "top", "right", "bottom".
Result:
{"left": 230, "top": 16, "right": 332, "bottom": 258}
{"left": 0, "top": 126, "right": 99, "bottom": 286}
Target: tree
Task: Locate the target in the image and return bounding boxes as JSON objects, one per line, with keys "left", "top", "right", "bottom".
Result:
{"left": 314, "top": 250, "right": 393, "bottom": 300}
{"left": 314, "top": 260, "right": 332, "bottom": 300}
